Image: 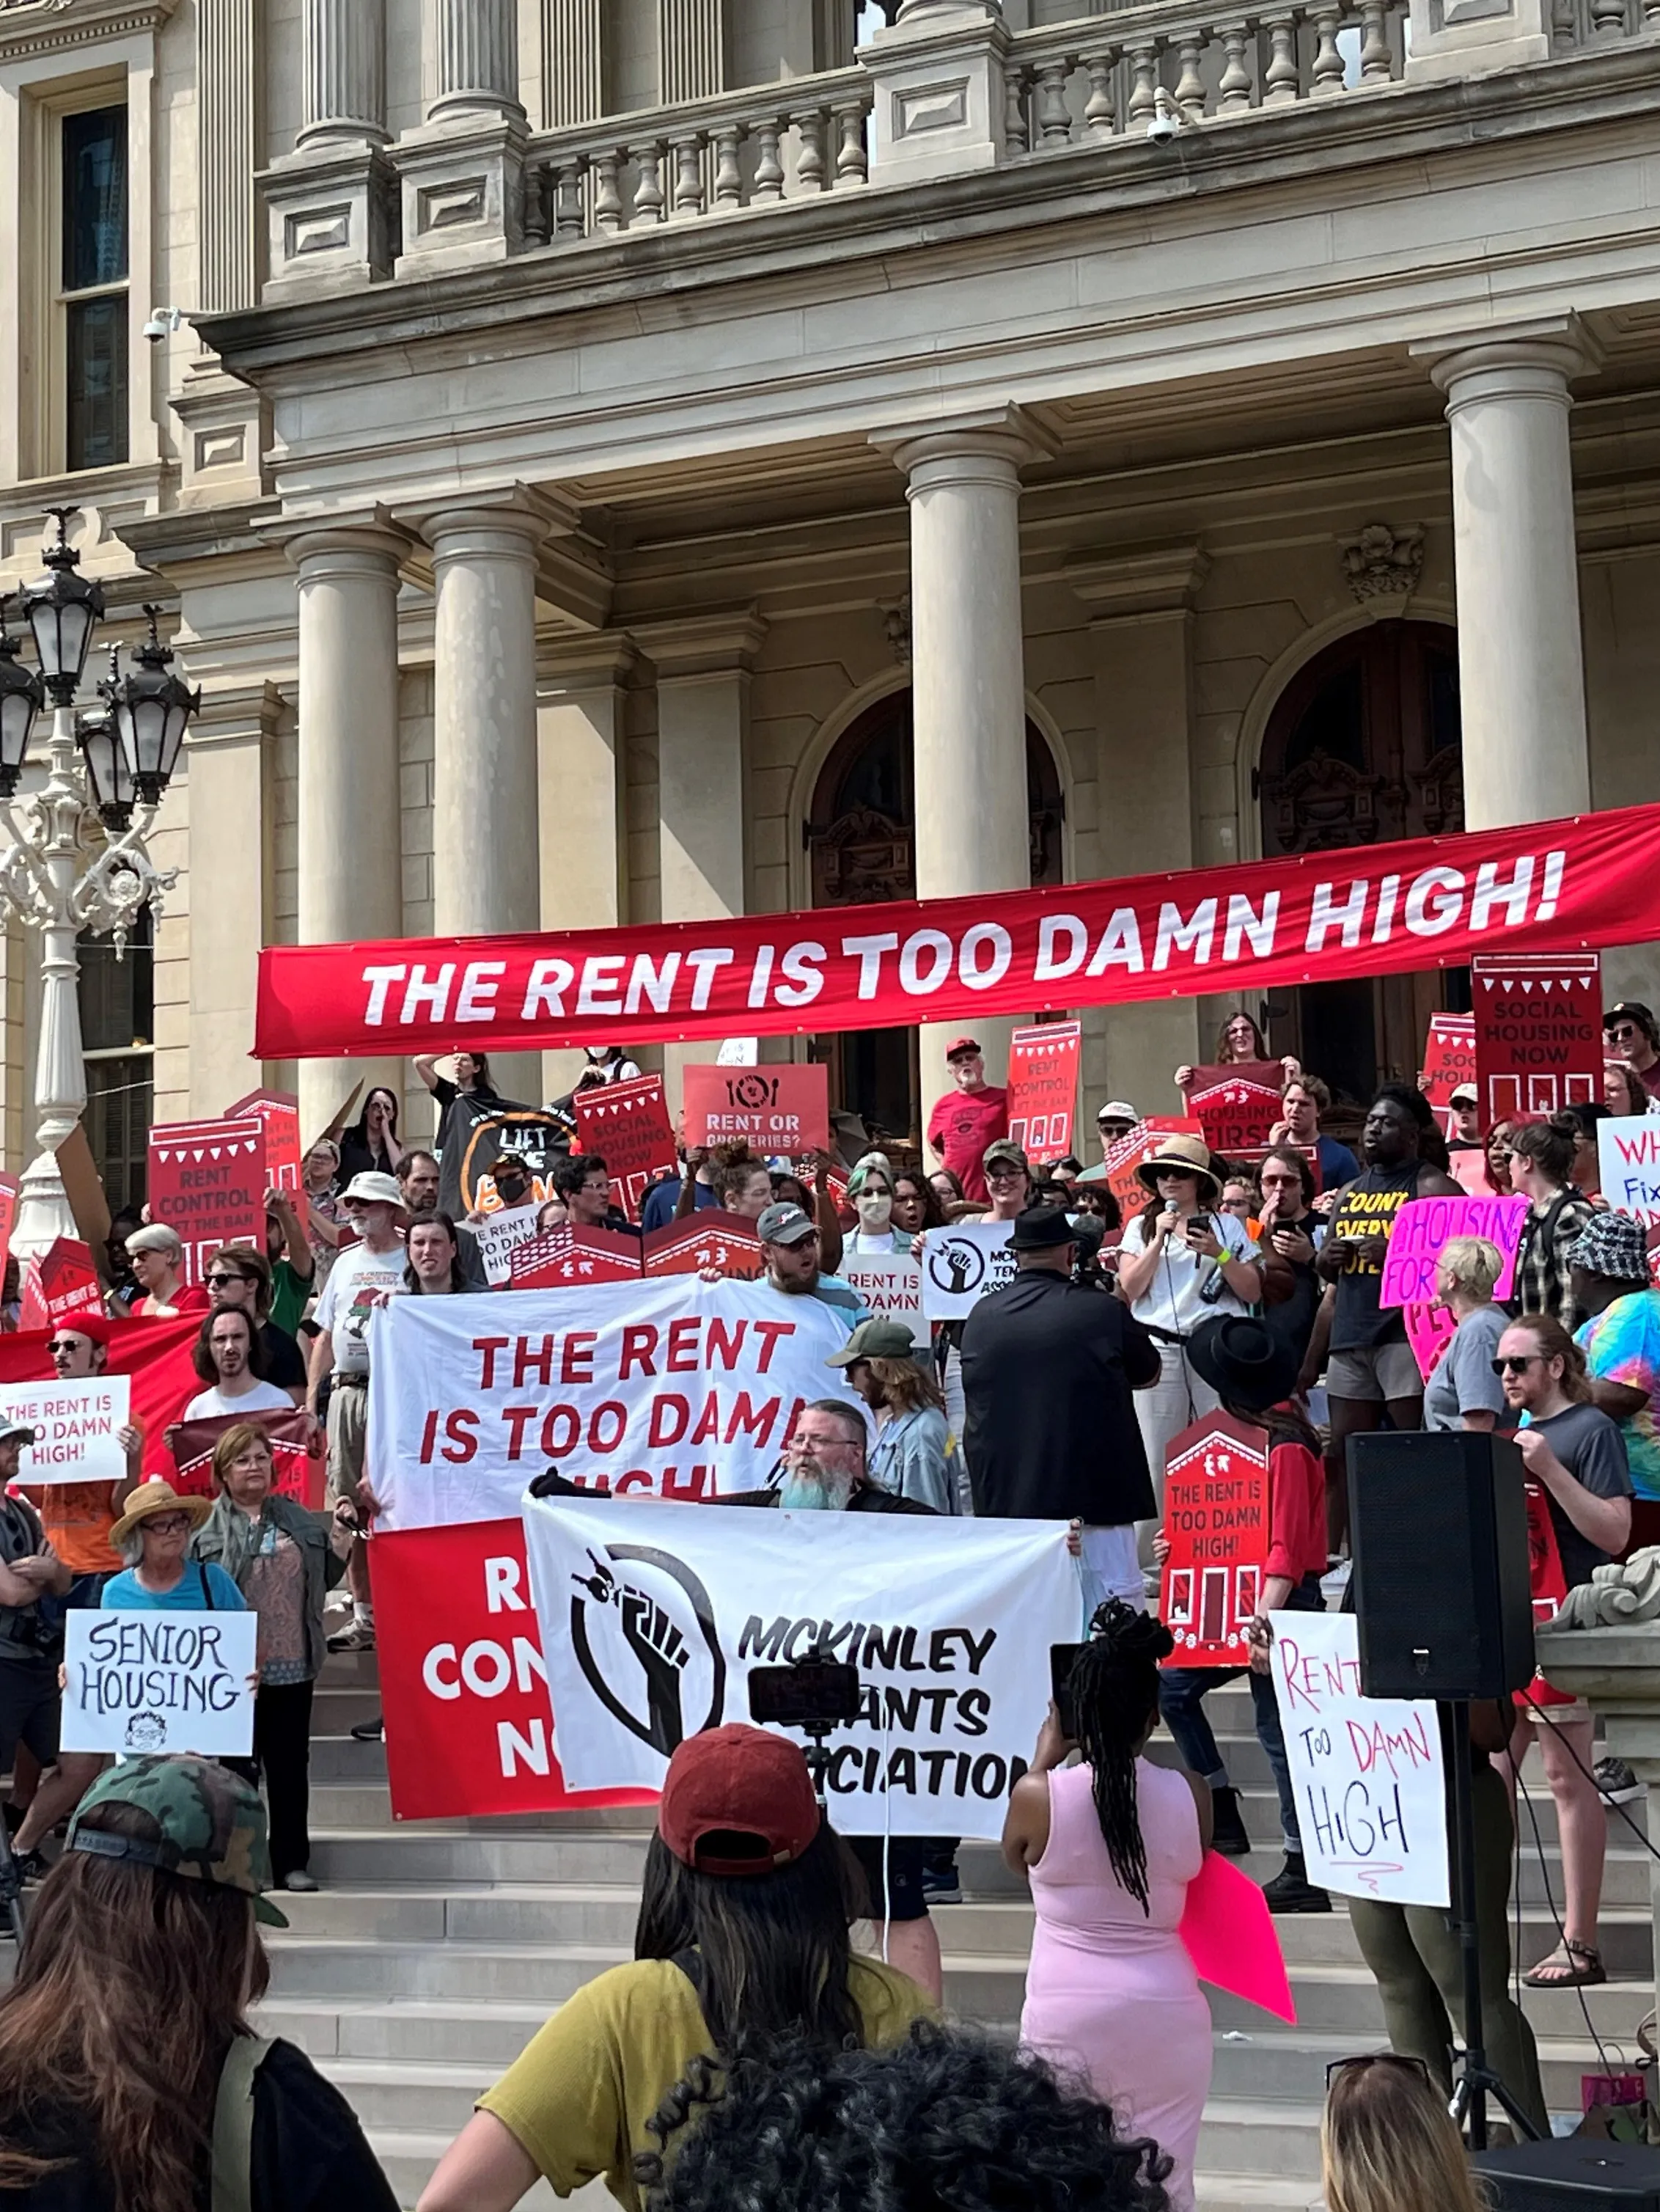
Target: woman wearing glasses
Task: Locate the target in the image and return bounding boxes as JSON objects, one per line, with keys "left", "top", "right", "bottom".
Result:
{"left": 1496, "top": 1315, "right": 1633, "bottom": 1991}
{"left": 1322, "top": 2053, "right": 1490, "bottom": 2212}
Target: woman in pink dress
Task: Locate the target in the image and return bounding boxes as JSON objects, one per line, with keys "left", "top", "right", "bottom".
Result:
{"left": 1003, "top": 1602, "right": 1213, "bottom": 2212}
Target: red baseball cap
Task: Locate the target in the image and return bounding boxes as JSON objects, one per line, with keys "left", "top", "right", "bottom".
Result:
{"left": 945, "top": 1037, "right": 982, "bottom": 1060}
{"left": 658, "top": 1724, "right": 820, "bottom": 1878}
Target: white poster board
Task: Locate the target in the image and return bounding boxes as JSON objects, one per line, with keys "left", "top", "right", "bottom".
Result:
{"left": 62, "top": 1608, "right": 258, "bottom": 1758}
{"left": 1268, "top": 1608, "right": 1449, "bottom": 1907}
{"left": 471, "top": 1201, "right": 543, "bottom": 1286}
{"left": 919, "top": 1220, "right": 1016, "bottom": 1321}
{"left": 1599, "top": 1116, "right": 1660, "bottom": 1228}
{"left": 840, "top": 1251, "right": 924, "bottom": 1328}
{"left": 0, "top": 1375, "right": 131, "bottom": 1484}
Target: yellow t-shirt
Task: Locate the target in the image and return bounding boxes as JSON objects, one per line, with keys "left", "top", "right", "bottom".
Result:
{"left": 478, "top": 1954, "right": 933, "bottom": 2209}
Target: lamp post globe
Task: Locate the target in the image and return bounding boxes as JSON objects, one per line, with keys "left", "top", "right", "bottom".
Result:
{"left": 19, "top": 509, "right": 105, "bottom": 710}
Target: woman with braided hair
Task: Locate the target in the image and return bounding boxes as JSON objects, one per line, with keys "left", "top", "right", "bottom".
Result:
{"left": 1002, "top": 1601, "right": 1213, "bottom": 2212}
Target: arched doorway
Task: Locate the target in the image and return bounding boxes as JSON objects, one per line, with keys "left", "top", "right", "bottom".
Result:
{"left": 1257, "top": 618, "right": 1466, "bottom": 1107}
{"left": 805, "top": 689, "right": 1065, "bottom": 1148}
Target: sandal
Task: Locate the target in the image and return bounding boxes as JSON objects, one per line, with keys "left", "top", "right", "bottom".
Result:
{"left": 1524, "top": 1938, "right": 1606, "bottom": 1988}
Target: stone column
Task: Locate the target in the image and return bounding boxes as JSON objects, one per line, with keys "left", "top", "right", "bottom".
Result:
{"left": 1071, "top": 547, "right": 1210, "bottom": 1114}
{"left": 427, "top": 0, "right": 522, "bottom": 123}
{"left": 538, "top": 636, "right": 636, "bottom": 1100}
{"left": 875, "top": 406, "right": 1049, "bottom": 1088}
{"left": 637, "top": 612, "right": 768, "bottom": 1114}
{"left": 186, "top": 681, "right": 282, "bottom": 1112}
{"left": 298, "top": 0, "right": 389, "bottom": 147}
{"left": 262, "top": 0, "right": 394, "bottom": 299}
{"left": 422, "top": 488, "right": 563, "bottom": 1102}
{"left": 290, "top": 515, "right": 411, "bottom": 1140}
{"left": 1413, "top": 317, "right": 1600, "bottom": 830}
{"left": 658, "top": 0, "right": 728, "bottom": 102}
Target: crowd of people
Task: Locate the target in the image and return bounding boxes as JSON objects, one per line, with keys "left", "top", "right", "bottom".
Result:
{"left": 0, "top": 1006, "right": 1657, "bottom": 2204}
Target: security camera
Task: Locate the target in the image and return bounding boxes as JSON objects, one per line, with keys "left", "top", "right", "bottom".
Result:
{"left": 142, "top": 306, "right": 186, "bottom": 344}
{"left": 1145, "top": 111, "right": 1178, "bottom": 144}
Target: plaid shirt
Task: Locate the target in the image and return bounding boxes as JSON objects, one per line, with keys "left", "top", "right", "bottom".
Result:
{"left": 1514, "top": 1190, "right": 1597, "bottom": 1333}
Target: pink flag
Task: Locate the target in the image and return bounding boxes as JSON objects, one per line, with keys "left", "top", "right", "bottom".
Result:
{"left": 1179, "top": 1850, "right": 1296, "bottom": 2024}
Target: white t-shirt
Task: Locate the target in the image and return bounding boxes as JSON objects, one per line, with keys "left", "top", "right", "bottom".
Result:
{"left": 313, "top": 1239, "right": 408, "bottom": 1374}
{"left": 1119, "top": 1209, "right": 1259, "bottom": 1337}
{"left": 185, "top": 1379, "right": 293, "bottom": 1419}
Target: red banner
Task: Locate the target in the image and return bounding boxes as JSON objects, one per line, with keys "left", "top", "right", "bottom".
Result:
{"left": 147, "top": 1116, "right": 267, "bottom": 1286}
{"left": 1420, "top": 1012, "right": 1476, "bottom": 1136}
{"left": 0, "top": 1314, "right": 202, "bottom": 1484}
{"left": 1007, "top": 1022, "right": 1081, "bottom": 1159}
{"left": 1186, "top": 1061, "right": 1283, "bottom": 1158}
{"left": 169, "top": 1407, "right": 323, "bottom": 1509}
{"left": 681, "top": 1063, "right": 829, "bottom": 1152}
{"left": 370, "top": 1517, "right": 655, "bottom": 1821}
{"left": 1103, "top": 1118, "right": 1205, "bottom": 1221}
{"left": 254, "top": 805, "right": 1660, "bottom": 1058}
{"left": 572, "top": 1076, "right": 677, "bottom": 1219}
{"left": 642, "top": 1215, "right": 763, "bottom": 1279}
{"left": 18, "top": 1239, "right": 103, "bottom": 1334}
{"left": 1158, "top": 1412, "right": 1271, "bottom": 1669}
{"left": 1472, "top": 953, "right": 1603, "bottom": 1129}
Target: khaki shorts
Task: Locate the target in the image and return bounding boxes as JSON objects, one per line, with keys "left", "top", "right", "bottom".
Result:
{"left": 326, "top": 1376, "right": 368, "bottom": 1506}
{"left": 1327, "top": 1341, "right": 1424, "bottom": 1406}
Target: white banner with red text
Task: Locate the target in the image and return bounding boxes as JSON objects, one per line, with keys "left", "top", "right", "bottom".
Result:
{"left": 254, "top": 805, "right": 1660, "bottom": 1058}
{"left": 521, "top": 1494, "right": 1081, "bottom": 1839}
{"left": 364, "top": 1278, "right": 865, "bottom": 1528}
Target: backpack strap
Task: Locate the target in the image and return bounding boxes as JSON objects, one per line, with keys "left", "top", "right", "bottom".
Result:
{"left": 211, "top": 2032, "right": 276, "bottom": 2212}
{"left": 198, "top": 1560, "right": 214, "bottom": 1610}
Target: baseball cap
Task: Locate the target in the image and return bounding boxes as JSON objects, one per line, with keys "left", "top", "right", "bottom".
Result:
{"left": 68, "top": 1755, "right": 288, "bottom": 1927}
{"left": 826, "top": 1317, "right": 917, "bottom": 1366}
{"left": 1096, "top": 1100, "right": 1137, "bottom": 1123}
{"left": 756, "top": 1201, "right": 816, "bottom": 1247}
{"left": 944, "top": 1037, "right": 981, "bottom": 1061}
{"left": 658, "top": 1724, "right": 821, "bottom": 1878}
{"left": 0, "top": 1420, "right": 37, "bottom": 1449}
{"left": 341, "top": 1171, "right": 405, "bottom": 1209}
{"left": 1450, "top": 1084, "right": 1479, "bottom": 1105}
{"left": 1606, "top": 1001, "right": 1656, "bottom": 1030}
{"left": 982, "top": 1138, "right": 1029, "bottom": 1173}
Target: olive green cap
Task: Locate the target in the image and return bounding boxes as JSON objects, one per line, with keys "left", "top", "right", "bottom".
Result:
{"left": 67, "top": 1755, "right": 287, "bottom": 1927}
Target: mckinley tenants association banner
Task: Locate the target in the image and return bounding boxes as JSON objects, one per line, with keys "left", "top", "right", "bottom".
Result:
{"left": 521, "top": 1494, "right": 1079, "bottom": 1839}
{"left": 254, "top": 806, "right": 1660, "bottom": 1058}
{"left": 366, "top": 1278, "right": 864, "bottom": 1529}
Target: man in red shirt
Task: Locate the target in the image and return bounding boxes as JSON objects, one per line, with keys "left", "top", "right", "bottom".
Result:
{"left": 926, "top": 1038, "right": 1008, "bottom": 1206}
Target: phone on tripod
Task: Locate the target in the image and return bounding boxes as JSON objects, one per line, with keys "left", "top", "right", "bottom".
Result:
{"left": 749, "top": 1658, "right": 862, "bottom": 1727}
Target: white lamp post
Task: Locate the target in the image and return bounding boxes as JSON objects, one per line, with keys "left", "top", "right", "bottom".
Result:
{"left": 0, "top": 510, "right": 197, "bottom": 1260}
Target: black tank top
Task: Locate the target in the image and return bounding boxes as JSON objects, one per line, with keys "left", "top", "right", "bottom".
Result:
{"left": 1329, "top": 1161, "right": 1420, "bottom": 1351}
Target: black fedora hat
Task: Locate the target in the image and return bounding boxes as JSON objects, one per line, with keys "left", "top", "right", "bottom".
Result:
{"left": 1007, "top": 1205, "right": 1077, "bottom": 1253}
{"left": 1186, "top": 1315, "right": 1300, "bottom": 1414}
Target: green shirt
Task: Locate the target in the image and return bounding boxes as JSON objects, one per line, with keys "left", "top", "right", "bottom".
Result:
{"left": 479, "top": 1955, "right": 931, "bottom": 2209}
{"left": 268, "top": 1255, "right": 314, "bottom": 1336}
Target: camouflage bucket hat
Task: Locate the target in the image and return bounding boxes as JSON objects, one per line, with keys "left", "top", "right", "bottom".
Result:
{"left": 66, "top": 1755, "right": 288, "bottom": 1927}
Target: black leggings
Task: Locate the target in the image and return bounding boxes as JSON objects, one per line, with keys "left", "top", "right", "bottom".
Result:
{"left": 229, "top": 1678, "right": 315, "bottom": 1884}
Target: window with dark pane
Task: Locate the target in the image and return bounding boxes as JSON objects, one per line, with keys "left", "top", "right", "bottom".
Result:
{"left": 78, "top": 909, "right": 151, "bottom": 1210}
{"left": 62, "top": 105, "right": 129, "bottom": 472}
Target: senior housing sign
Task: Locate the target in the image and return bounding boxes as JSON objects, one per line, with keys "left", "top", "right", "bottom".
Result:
{"left": 366, "top": 1278, "right": 865, "bottom": 1528}
{"left": 521, "top": 1495, "right": 1079, "bottom": 1839}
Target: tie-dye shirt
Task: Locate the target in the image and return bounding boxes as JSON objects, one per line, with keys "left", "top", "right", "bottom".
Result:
{"left": 1576, "top": 1291, "right": 1660, "bottom": 1501}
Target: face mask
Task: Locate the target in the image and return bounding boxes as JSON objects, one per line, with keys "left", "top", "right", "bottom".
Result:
{"left": 856, "top": 1189, "right": 893, "bottom": 1234}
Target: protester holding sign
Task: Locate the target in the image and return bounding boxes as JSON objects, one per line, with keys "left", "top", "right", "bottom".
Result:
{"left": 403, "top": 1212, "right": 471, "bottom": 1297}
{"left": 1495, "top": 1316, "right": 1631, "bottom": 1991}
{"left": 1420, "top": 1237, "right": 1510, "bottom": 1435}
{"left": 25, "top": 1315, "right": 142, "bottom": 1595}
{"left": 1155, "top": 1320, "right": 1329, "bottom": 1913}
{"left": 418, "top": 1725, "right": 933, "bottom": 2212}
{"left": 0, "top": 1757, "right": 400, "bottom": 2212}
{"left": 926, "top": 1039, "right": 1007, "bottom": 1206}
{"left": 102, "top": 1482, "right": 243, "bottom": 1614}
{"left": 1569, "top": 1212, "right": 1660, "bottom": 1546}
{"left": 0, "top": 1423, "right": 73, "bottom": 1883}
{"left": 193, "top": 1423, "right": 355, "bottom": 1893}
{"left": 1116, "top": 1132, "right": 1263, "bottom": 1569}
{"left": 1005, "top": 1601, "right": 1212, "bottom": 2212}
{"left": 758, "top": 1201, "right": 869, "bottom": 1327}
{"left": 961, "top": 1207, "right": 1159, "bottom": 1609}
{"left": 184, "top": 1307, "right": 296, "bottom": 1422}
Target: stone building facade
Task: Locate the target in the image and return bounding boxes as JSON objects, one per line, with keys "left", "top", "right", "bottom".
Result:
{"left": 1, "top": 0, "right": 1657, "bottom": 1187}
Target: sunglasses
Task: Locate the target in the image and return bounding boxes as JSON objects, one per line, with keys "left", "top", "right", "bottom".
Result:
{"left": 205, "top": 1272, "right": 251, "bottom": 1289}
{"left": 1608, "top": 1025, "right": 1640, "bottom": 1041}
{"left": 46, "top": 1336, "right": 89, "bottom": 1355}
{"left": 1324, "top": 2053, "right": 1431, "bottom": 2092}
{"left": 1491, "top": 1353, "right": 1545, "bottom": 1377}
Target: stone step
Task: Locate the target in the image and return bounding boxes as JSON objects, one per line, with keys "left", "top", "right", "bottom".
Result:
{"left": 257, "top": 1995, "right": 558, "bottom": 2068}
{"left": 1198, "top": 2101, "right": 1326, "bottom": 2185}
{"left": 309, "top": 1828, "right": 659, "bottom": 1886}
{"left": 1195, "top": 2176, "right": 1321, "bottom": 2212}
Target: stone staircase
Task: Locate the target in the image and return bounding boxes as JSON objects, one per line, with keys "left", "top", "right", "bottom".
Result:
{"left": 225, "top": 1652, "right": 1659, "bottom": 2206}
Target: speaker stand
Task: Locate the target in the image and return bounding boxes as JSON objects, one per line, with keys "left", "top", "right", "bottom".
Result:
{"left": 1442, "top": 1699, "right": 1539, "bottom": 2150}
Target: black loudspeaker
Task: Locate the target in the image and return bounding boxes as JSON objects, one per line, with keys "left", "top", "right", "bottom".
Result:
{"left": 1348, "top": 1430, "right": 1535, "bottom": 1700}
{"left": 1473, "top": 2137, "right": 1660, "bottom": 2208}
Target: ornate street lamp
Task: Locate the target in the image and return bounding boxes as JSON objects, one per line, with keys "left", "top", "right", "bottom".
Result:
{"left": 0, "top": 512, "right": 196, "bottom": 1258}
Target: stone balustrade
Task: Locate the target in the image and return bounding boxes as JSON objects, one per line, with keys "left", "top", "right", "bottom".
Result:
{"left": 521, "top": 71, "right": 874, "bottom": 245}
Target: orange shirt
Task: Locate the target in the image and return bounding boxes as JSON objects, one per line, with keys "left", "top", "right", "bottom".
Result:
{"left": 26, "top": 1479, "right": 125, "bottom": 1577}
